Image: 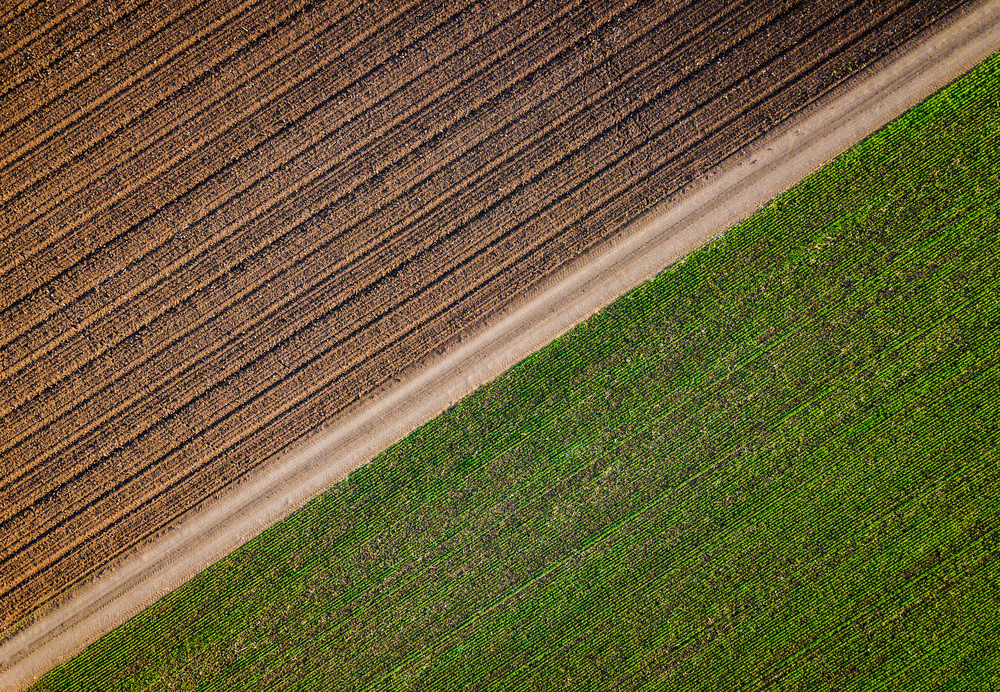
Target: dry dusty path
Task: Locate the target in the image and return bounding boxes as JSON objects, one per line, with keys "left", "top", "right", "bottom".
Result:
{"left": 1, "top": 1, "right": 998, "bottom": 688}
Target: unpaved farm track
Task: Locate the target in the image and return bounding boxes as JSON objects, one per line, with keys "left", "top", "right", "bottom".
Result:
{"left": 0, "top": 0, "right": 974, "bottom": 634}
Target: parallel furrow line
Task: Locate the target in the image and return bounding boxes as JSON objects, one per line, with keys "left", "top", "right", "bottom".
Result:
{"left": 0, "top": 0, "right": 484, "bottom": 360}
{"left": 0, "top": 0, "right": 676, "bottom": 449}
{"left": 0, "top": 0, "right": 46, "bottom": 34}
{"left": 0, "top": 0, "right": 608, "bottom": 416}
{"left": 0, "top": 0, "right": 536, "bottom": 416}
{"left": 0, "top": 0, "right": 630, "bottom": 516}
{"left": 0, "top": 0, "right": 297, "bottom": 278}
{"left": 0, "top": 0, "right": 138, "bottom": 98}
{"left": 0, "top": 0, "right": 208, "bottom": 156}
{"left": 0, "top": 0, "right": 260, "bottom": 193}
{"left": 1, "top": 0, "right": 358, "bottom": 235}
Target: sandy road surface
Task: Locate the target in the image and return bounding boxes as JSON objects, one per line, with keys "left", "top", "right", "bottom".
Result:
{"left": 2, "top": 0, "right": 999, "bottom": 688}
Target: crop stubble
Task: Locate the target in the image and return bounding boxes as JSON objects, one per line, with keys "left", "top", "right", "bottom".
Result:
{"left": 0, "top": 0, "right": 968, "bottom": 630}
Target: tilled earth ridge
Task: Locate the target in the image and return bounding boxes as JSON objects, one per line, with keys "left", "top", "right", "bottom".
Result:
{"left": 0, "top": 0, "right": 968, "bottom": 631}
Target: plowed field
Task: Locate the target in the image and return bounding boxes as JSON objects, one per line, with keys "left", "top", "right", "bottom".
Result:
{"left": 0, "top": 0, "right": 968, "bottom": 631}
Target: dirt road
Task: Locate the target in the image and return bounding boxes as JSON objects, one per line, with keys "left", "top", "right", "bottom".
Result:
{"left": 1, "top": 1, "right": 997, "bottom": 688}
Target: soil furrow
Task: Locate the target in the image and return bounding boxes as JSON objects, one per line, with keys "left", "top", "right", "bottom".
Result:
{"left": 0, "top": 0, "right": 139, "bottom": 99}
{"left": 0, "top": 0, "right": 93, "bottom": 70}
{"left": 0, "top": 0, "right": 355, "bottom": 236}
{"left": 0, "top": 0, "right": 210, "bottom": 162}
{"left": 0, "top": 0, "right": 536, "bottom": 410}
{"left": 0, "top": 0, "right": 626, "bottom": 521}
{"left": 0, "top": 0, "right": 46, "bottom": 36}
{"left": 0, "top": 0, "right": 474, "bottom": 357}
{"left": 0, "top": 0, "right": 292, "bottom": 272}
{"left": 0, "top": 0, "right": 608, "bottom": 444}
{"left": 0, "top": 0, "right": 616, "bottom": 410}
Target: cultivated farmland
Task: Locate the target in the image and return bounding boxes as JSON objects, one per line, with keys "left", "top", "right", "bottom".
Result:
{"left": 30, "top": 48, "right": 1000, "bottom": 692}
{"left": 0, "top": 0, "right": 970, "bottom": 632}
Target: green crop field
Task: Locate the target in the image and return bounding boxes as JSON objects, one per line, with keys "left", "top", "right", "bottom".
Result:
{"left": 32, "top": 54, "right": 1000, "bottom": 691}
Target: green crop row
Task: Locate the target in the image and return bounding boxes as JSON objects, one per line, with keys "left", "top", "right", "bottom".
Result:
{"left": 32, "top": 52, "right": 1000, "bottom": 691}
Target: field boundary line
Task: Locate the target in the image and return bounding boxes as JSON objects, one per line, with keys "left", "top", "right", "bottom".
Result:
{"left": 2, "top": 1, "right": 999, "bottom": 688}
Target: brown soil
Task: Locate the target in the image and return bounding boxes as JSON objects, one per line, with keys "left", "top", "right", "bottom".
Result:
{"left": 0, "top": 0, "right": 972, "bottom": 634}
